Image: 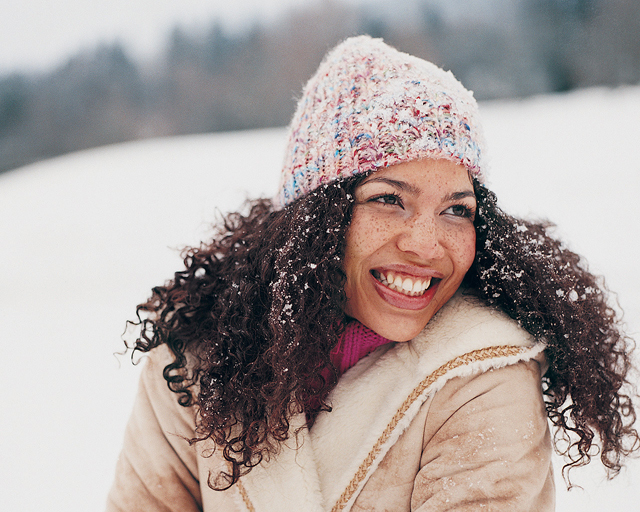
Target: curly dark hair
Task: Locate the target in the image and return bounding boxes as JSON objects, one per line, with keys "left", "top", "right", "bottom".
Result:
{"left": 128, "top": 176, "right": 638, "bottom": 490}
{"left": 467, "top": 183, "right": 639, "bottom": 484}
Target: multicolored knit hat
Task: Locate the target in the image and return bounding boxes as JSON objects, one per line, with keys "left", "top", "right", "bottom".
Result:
{"left": 276, "top": 35, "right": 487, "bottom": 208}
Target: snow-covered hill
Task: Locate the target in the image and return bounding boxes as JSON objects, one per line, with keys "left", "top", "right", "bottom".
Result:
{"left": 1, "top": 87, "right": 639, "bottom": 511}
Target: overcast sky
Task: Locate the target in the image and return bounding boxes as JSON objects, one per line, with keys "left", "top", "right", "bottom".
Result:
{"left": 0, "top": 0, "right": 321, "bottom": 74}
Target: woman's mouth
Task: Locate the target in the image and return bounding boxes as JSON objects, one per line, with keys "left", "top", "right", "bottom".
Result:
{"left": 371, "top": 269, "right": 436, "bottom": 297}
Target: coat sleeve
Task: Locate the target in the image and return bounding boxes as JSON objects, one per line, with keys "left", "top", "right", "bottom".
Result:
{"left": 106, "top": 346, "right": 203, "bottom": 512}
{"left": 411, "top": 359, "right": 555, "bottom": 512}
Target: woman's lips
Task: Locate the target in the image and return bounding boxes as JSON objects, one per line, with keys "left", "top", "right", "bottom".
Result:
{"left": 370, "top": 269, "right": 441, "bottom": 310}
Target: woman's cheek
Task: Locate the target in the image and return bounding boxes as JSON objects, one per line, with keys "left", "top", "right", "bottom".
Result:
{"left": 462, "top": 226, "right": 477, "bottom": 271}
{"left": 445, "top": 222, "right": 476, "bottom": 276}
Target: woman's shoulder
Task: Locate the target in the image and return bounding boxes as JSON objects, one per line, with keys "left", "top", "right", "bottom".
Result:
{"left": 107, "top": 345, "right": 203, "bottom": 512}
{"left": 136, "top": 345, "right": 199, "bottom": 434}
{"left": 409, "top": 290, "right": 546, "bottom": 377}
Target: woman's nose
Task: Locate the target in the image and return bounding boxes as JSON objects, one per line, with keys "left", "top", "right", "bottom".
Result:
{"left": 396, "top": 214, "right": 446, "bottom": 260}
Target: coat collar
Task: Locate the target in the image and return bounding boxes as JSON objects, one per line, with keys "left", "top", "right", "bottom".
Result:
{"left": 233, "top": 292, "right": 544, "bottom": 512}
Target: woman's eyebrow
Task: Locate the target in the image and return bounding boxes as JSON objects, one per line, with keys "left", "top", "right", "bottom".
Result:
{"left": 444, "top": 190, "right": 476, "bottom": 201}
{"left": 361, "top": 177, "right": 420, "bottom": 194}
{"left": 361, "top": 178, "right": 475, "bottom": 202}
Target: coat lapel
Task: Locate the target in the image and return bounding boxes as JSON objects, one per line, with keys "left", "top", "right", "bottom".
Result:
{"left": 238, "top": 413, "right": 325, "bottom": 512}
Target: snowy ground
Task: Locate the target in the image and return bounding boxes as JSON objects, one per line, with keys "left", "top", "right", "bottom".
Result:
{"left": 1, "top": 86, "right": 639, "bottom": 511}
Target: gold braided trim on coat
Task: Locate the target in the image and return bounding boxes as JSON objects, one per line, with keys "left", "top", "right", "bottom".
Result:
{"left": 330, "top": 344, "right": 529, "bottom": 512}
{"left": 237, "top": 480, "right": 255, "bottom": 512}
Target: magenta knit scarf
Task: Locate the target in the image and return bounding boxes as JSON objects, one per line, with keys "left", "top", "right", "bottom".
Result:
{"left": 306, "top": 321, "right": 392, "bottom": 423}
{"left": 330, "top": 320, "right": 393, "bottom": 376}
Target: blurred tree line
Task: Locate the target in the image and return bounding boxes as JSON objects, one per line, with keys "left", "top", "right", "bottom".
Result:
{"left": 1, "top": 0, "right": 638, "bottom": 172}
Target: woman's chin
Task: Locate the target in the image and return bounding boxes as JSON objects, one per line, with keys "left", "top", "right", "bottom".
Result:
{"left": 375, "top": 320, "right": 430, "bottom": 342}
{"left": 346, "top": 281, "right": 462, "bottom": 342}
{"left": 350, "top": 309, "right": 434, "bottom": 342}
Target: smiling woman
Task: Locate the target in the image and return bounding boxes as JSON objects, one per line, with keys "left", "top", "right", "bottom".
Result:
{"left": 108, "top": 36, "right": 639, "bottom": 511}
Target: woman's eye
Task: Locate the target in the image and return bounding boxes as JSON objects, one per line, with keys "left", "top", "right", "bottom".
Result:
{"left": 444, "top": 204, "right": 475, "bottom": 218}
{"left": 370, "top": 194, "right": 403, "bottom": 207}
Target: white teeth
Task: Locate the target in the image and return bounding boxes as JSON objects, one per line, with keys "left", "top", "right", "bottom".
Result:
{"left": 372, "top": 270, "right": 388, "bottom": 285}
{"left": 372, "top": 270, "right": 433, "bottom": 297}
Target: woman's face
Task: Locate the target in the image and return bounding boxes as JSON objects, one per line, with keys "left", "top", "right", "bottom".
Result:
{"left": 343, "top": 159, "right": 477, "bottom": 342}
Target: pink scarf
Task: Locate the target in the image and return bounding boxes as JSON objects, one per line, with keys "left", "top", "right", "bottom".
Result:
{"left": 330, "top": 320, "right": 393, "bottom": 376}
{"left": 306, "top": 321, "right": 392, "bottom": 423}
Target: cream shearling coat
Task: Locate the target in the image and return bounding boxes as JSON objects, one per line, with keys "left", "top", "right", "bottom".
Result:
{"left": 107, "top": 293, "right": 555, "bottom": 511}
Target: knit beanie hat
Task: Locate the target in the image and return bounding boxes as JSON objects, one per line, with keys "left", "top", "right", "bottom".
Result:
{"left": 276, "top": 35, "right": 487, "bottom": 208}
